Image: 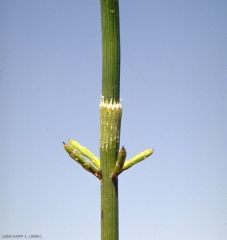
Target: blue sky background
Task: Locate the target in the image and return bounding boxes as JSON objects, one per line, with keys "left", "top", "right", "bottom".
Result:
{"left": 0, "top": 1, "right": 226, "bottom": 239}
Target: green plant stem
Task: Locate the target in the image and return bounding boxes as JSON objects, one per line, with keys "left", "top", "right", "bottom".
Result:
{"left": 100, "top": 0, "right": 121, "bottom": 239}
{"left": 100, "top": 0, "right": 120, "bottom": 101}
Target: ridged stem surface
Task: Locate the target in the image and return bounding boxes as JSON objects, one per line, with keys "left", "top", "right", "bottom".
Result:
{"left": 100, "top": 0, "right": 121, "bottom": 239}
{"left": 100, "top": 98, "right": 122, "bottom": 240}
{"left": 100, "top": 0, "right": 120, "bottom": 101}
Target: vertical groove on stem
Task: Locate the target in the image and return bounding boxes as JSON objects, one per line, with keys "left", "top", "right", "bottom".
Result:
{"left": 100, "top": 97, "right": 122, "bottom": 240}
{"left": 100, "top": 0, "right": 120, "bottom": 102}
{"left": 100, "top": 0, "right": 121, "bottom": 239}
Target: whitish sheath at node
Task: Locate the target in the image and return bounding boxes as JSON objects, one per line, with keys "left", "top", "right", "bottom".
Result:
{"left": 99, "top": 95, "right": 122, "bottom": 109}
{"left": 99, "top": 95, "right": 122, "bottom": 151}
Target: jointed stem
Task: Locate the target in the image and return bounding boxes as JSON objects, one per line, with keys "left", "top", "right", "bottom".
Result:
{"left": 64, "top": 0, "right": 153, "bottom": 240}
{"left": 100, "top": 97, "right": 122, "bottom": 240}
{"left": 100, "top": 0, "right": 121, "bottom": 239}
{"left": 63, "top": 1, "right": 154, "bottom": 239}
